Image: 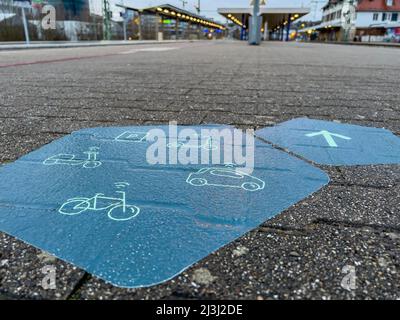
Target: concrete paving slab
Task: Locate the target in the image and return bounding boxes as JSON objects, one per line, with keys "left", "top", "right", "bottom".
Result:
{"left": 0, "top": 40, "right": 193, "bottom": 51}
{"left": 0, "top": 41, "right": 399, "bottom": 299}
{"left": 267, "top": 184, "right": 400, "bottom": 229}
{"left": 0, "top": 233, "right": 85, "bottom": 299}
{"left": 337, "top": 165, "right": 400, "bottom": 188}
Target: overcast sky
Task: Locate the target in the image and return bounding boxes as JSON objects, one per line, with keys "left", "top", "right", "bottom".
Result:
{"left": 115, "top": 0, "right": 325, "bottom": 21}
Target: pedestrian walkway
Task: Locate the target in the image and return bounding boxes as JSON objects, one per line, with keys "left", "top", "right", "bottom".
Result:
{"left": 0, "top": 41, "right": 399, "bottom": 300}
{"left": 0, "top": 40, "right": 194, "bottom": 51}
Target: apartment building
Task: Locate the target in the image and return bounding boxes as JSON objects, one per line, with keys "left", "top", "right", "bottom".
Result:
{"left": 299, "top": 0, "right": 400, "bottom": 42}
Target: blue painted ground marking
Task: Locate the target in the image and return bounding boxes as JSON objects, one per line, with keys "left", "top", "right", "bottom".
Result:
{"left": 0, "top": 125, "right": 329, "bottom": 288}
{"left": 256, "top": 118, "right": 400, "bottom": 166}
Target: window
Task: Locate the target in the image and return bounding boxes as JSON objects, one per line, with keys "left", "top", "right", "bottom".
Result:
{"left": 373, "top": 13, "right": 379, "bottom": 21}
{"left": 391, "top": 13, "right": 398, "bottom": 21}
{"left": 337, "top": 10, "right": 342, "bottom": 19}
{"left": 386, "top": 0, "right": 393, "bottom": 6}
{"left": 382, "top": 13, "right": 387, "bottom": 21}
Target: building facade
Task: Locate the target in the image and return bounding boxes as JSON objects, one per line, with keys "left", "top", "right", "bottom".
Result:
{"left": 300, "top": 0, "right": 400, "bottom": 42}
{"left": 355, "top": 0, "right": 400, "bottom": 41}
{"left": 319, "top": 0, "right": 357, "bottom": 41}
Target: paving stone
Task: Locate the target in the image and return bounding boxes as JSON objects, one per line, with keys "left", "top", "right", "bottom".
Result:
{"left": 0, "top": 41, "right": 399, "bottom": 299}
{"left": 0, "top": 233, "right": 85, "bottom": 300}
{"left": 266, "top": 185, "right": 400, "bottom": 229}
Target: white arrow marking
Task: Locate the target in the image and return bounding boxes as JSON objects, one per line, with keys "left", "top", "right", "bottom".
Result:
{"left": 305, "top": 130, "right": 351, "bottom": 148}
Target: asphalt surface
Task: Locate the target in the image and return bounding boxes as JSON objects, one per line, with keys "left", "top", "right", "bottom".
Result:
{"left": 0, "top": 40, "right": 399, "bottom": 300}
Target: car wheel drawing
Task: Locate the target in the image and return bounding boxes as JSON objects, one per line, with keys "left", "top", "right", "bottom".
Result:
{"left": 241, "top": 182, "right": 262, "bottom": 192}
{"left": 188, "top": 178, "right": 208, "bottom": 186}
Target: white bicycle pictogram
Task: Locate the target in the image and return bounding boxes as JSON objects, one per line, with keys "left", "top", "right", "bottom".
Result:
{"left": 58, "top": 183, "right": 140, "bottom": 221}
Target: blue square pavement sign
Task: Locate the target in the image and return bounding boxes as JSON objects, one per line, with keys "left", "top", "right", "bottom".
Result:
{"left": 0, "top": 125, "right": 329, "bottom": 288}
{"left": 256, "top": 118, "right": 400, "bottom": 166}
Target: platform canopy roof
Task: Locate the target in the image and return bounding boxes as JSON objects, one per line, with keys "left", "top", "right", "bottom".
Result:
{"left": 117, "top": 3, "right": 225, "bottom": 30}
{"left": 218, "top": 7, "right": 310, "bottom": 29}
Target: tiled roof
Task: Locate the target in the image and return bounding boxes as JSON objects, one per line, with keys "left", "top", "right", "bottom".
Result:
{"left": 357, "top": 0, "right": 400, "bottom": 11}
